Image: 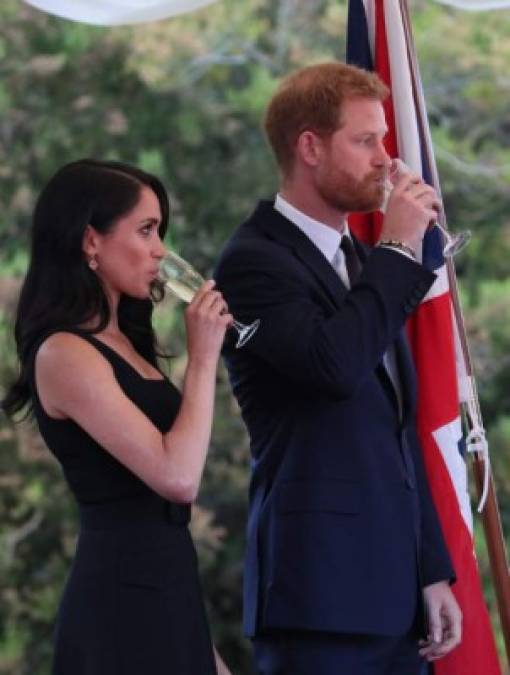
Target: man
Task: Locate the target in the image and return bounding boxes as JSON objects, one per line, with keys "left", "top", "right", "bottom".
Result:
{"left": 215, "top": 62, "right": 462, "bottom": 674}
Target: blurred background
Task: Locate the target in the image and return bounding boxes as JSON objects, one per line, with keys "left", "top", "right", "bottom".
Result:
{"left": 0, "top": 0, "right": 509, "bottom": 673}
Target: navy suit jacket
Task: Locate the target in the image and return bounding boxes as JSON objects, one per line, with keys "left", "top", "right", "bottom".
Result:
{"left": 215, "top": 201, "right": 455, "bottom": 638}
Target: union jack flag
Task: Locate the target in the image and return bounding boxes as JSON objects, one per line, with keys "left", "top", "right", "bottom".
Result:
{"left": 346, "top": 1, "right": 501, "bottom": 673}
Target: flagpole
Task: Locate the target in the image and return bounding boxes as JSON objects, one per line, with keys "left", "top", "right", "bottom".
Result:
{"left": 399, "top": 0, "right": 510, "bottom": 664}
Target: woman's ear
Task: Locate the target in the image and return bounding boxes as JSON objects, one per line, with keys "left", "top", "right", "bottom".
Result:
{"left": 82, "top": 225, "right": 101, "bottom": 271}
{"left": 82, "top": 224, "right": 99, "bottom": 258}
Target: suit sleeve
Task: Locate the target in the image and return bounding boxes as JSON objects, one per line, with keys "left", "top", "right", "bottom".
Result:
{"left": 216, "top": 241, "right": 436, "bottom": 399}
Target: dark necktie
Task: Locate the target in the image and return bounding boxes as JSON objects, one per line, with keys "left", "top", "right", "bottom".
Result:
{"left": 340, "top": 235, "right": 362, "bottom": 285}
{"left": 339, "top": 235, "right": 403, "bottom": 418}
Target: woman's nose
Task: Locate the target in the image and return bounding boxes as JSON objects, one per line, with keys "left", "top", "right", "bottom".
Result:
{"left": 153, "top": 237, "right": 166, "bottom": 259}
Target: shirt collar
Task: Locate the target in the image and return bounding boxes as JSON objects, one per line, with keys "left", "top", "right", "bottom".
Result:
{"left": 274, "top": 193, "right": 351, "bottom": 264}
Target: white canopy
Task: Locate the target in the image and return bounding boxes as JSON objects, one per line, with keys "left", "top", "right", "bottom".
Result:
{"left": 434, "top": 0, "right": 510, "bottom": 8}
{"left": 22, "top": 0, "right": 219, "bottom": 26}
{"left": 22, "top": 0, "right": 510, "bottom": 26}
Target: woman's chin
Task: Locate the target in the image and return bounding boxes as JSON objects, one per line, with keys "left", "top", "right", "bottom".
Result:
{"left": 123, "top": 287, "right": 152, "bottom": 300}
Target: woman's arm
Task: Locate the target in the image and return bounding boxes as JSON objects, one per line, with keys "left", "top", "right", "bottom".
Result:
{"left": 35, "top": 282, "right": 232, "bottom": 502}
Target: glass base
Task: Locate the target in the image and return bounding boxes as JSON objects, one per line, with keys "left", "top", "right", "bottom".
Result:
{"left": 443, "top": 230, "right": 472, "bottom": 257}
{"left": 233, "top": 319, "right": 260, "bottom": 348}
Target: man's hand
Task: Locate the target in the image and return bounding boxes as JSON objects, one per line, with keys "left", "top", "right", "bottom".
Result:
{"left": 381, "top": 165, "right": 441, "bottom": 254}
{"left": 420, "top": 580, "right": 462, "bottom": 661}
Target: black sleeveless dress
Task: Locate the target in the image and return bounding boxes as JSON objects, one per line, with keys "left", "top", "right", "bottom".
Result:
{"left": 32, "top": 330, "right": 217, "bottom": 675}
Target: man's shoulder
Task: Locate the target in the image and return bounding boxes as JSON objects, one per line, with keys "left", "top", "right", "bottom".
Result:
{"left": 216, "top": 200, "right": 290, "bottom": 269}
{"left": 229, "top": 199, "right": 280, "bottom": 243}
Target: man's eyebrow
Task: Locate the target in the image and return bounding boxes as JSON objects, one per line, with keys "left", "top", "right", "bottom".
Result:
{"left": 353, "top": 128, "right": 389, "bottom": 137}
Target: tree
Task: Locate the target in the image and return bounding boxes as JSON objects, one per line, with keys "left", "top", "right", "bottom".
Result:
{"left": 0, "top": 1, "right": 509, "bottom": 672}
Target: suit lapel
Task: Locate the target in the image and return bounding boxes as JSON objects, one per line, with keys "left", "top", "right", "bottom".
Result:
{"left": 253, "top": 202, "right": 348, "bottom": 309}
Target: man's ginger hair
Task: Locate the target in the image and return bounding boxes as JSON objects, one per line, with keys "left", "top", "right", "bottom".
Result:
{"left": 264, "top": 62, "right": 389, "bottom": 176}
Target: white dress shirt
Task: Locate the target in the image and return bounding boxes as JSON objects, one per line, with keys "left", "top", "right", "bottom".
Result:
{"left": 274, "top": 193, "right": 352, "bottom": 288}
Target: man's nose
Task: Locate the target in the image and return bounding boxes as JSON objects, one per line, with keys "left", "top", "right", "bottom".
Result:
{"left": 374, "top": 142, "right": 392, "bottom": 169}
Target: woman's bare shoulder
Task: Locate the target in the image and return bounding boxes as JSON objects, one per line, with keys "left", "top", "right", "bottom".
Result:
{"left": 36, "top": 331, "right": 109, "bottom": 374}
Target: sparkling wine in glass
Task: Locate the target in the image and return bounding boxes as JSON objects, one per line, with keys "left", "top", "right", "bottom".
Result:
{"left": 385, "top": 159, "right": 471, "bottom": 257}
{"left": 159, "top": 250, "right": 260, "bottom": 349}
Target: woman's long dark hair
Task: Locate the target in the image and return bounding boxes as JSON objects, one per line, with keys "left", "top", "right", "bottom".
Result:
{"left": 2, "top": 159, "right": 170, "bottom": 418}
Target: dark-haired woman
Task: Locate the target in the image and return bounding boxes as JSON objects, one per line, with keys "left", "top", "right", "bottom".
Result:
{"left": 3, "top": 159, "right": 232, "bottom": 675}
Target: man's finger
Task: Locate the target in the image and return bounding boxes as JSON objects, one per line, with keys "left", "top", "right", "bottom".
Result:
{"left": 427, "top": 605, "right": 443, "bottom": 645}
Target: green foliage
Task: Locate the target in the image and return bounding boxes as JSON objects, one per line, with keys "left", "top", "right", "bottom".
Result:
{"left": 0, "top": 1, "right": 509, "bottom": 673}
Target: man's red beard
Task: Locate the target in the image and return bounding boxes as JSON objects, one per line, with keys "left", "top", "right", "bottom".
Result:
{"left": 316, "top": 167, "right": 386, "bottom": 213}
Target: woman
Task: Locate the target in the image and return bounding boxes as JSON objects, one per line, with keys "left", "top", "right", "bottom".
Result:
{"left": 2, "top": 159, "right": 233, "bottom": 675}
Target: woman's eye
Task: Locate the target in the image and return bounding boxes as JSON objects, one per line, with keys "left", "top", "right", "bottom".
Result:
{"left": 140, "top": 225, "right": 152, "bottom": 236}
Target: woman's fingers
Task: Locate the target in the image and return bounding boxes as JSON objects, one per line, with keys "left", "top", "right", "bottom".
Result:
{"left": 186, "top": 280, "right": 232, "bottom": 326}
{"left": 194, "top": 290, "right": 228, "bottom": 315}
{"left": 189, "top": 279, "right": 216, "bottom": 306}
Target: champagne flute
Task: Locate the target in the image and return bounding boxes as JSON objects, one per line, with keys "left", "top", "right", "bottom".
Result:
{"left": 158, "top": 249, "right": 260, "bottom": 349}
{"left": 385, "top": 159, "right": 471, "bottom": 257}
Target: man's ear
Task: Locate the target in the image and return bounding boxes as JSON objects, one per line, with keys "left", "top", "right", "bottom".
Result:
{"left": 296, "top": 130, "right": 325, "bottom": 168}
{"left": 82, "top": 225, "right": 100, "bottom": 258}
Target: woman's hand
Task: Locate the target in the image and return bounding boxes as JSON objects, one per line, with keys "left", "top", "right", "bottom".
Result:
{"left": 213, "top": 646, "right": 233, "bottom": 675}
{"left": 184, "top": 280, "right": 233, "bottom": 367}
